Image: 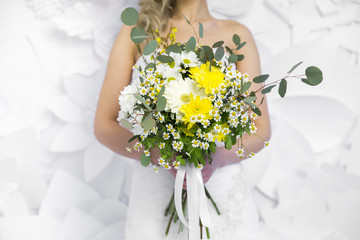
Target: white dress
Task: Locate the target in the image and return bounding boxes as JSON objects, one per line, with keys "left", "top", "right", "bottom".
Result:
{"left": 124, "top": 57, "right": 273, "bottom": 240}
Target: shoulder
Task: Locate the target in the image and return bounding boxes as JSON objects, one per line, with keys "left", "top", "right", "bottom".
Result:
{"left": 112, "top": 25, "right": 138, "bottom": 63}
{"left": 218, "top": 19, "right": 255, "bottom": 44}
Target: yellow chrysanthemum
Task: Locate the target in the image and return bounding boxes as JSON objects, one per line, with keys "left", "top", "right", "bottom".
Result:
{"left": 189, "top": 63, "right": 225, "bottom": 94}
{"left": 179, "top": 94, "right": 213, "bottom": 127}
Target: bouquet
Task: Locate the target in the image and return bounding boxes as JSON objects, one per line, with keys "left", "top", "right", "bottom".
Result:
{"left": 117, "top": 7, "right": 323, "bottom": 239}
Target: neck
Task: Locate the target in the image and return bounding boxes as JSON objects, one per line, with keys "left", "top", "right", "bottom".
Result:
{"left": 173, "top": 0, "right": 211, "bottom": 22}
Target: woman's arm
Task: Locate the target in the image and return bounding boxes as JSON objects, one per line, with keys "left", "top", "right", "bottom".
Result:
{"left": 94, "top": 25, "right": 146, "bottom": 161}
{"left": 208, "top": 22, "right": 272, "bottom": 171}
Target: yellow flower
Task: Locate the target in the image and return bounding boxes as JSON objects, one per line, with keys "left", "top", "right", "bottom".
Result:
{"left": 179, "top": 94, "right": 213, "bottom": 128}
{"left": 190, "top": 63, "right": 225, "bottom": 94}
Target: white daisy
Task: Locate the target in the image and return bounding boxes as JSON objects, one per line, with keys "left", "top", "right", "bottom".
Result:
{"left": 163, "top": 77, "right": 207, "bottom": 117}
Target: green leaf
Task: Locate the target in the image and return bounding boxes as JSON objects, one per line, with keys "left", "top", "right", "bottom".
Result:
{"left": 278, "top": 78, "right": 287, "bottom": 98}
{"left": 225, "top": 46, "right": 233, "bottom": 54}
{"left": 121, "top": 7, "right": 138, "bottom": 25}
{"left": 130, "top": 26, "right": 148, "bottom": 44}
{"left": 145, "top": 62, "right": 156, "bottom": 72}
{"left": 237, "top": 54, "right": 244, "bottom": 61}
{"left": 134, "top": 94, "right": 152, "bottom": 111}
{"left": 229, "top": 54, "right": 238, "bottom": 63}
{"left": 128, "top": 135, "right": 139, "bottom": 143}
{"left": 209, "top": 142, "right": 216, "bottom": 153}
{"left": 120, "top": 119, "right": 133, "bottom": 130}
{"left": 243, "top": 96, "right": 257, "bottom": 107}
{"left": 241, "top": 81, "right": 252, "bottom": 93}
{"left": 287, "top": 61, "right": 303, "bottom": 74}
{"left": 260, "top": 96, "right": 264, "bottom": 105}
{"left": 166, "top": 44, "right": 182, "bottom": 54}
{"left": 200, "top": 45, "right": 214, "bottom": 62}
{"left": 183, "top": 14, "right": 191, "bottom": 25}
{"left": 156, "top": 96, "right": 167, "bottom": 111}
{"left": 261, "top": 85, "right": 276, "bottom": 94}
{"left": 158, "top": 85, "right": 165, "bottom": 98}
{"left": 304, "top": 66, "right": 323, "bottom": 86}
{"left": 253, "top": 74, "right": 269, "bottom": 83}
{"left": 212, "top": 41, "right": 224, "bottom": 48}
{"left": 142, "top": 114, "right": 156, "bottom": 131}
{"left": 224, "top": 135, "right": 233, "bottom": 150}
{"left": 156, "top": 55, "right": 174, "bottom": 63}
{"left": 140, "top": 152, "right": 151, "bottom": 167}
{"left": 214, "top": 46, "right": 225, "bottom": 61}
{"left": 199, "top": 22, "right": 203, "bottom": 38}
{"left": 252, "top": 107, "right": 262, "bottom": 116}
{"left": 233, "top": 34, "right": 240, "bottom": 45}
{"left": 143, "top": 40, "right": 158, "bottom": 55}
{"left": 236, "top": 41, "right": 247, "bottom": 50}
{"left": 185, "top": 36, "right": 196, "bottom": 52}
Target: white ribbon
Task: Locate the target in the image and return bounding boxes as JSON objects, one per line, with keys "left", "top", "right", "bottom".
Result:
{"left": 174, "top": 164, "right": 213, "bottom": 239}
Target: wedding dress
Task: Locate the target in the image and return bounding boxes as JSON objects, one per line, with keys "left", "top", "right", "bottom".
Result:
{"left": 124, "top": 57, "right": 273, "bottom": 240}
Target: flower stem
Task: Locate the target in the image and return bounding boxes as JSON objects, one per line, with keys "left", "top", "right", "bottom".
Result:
{"left": 165, "top": 192, "right": 174, "bottom": 216}
{"left": 204, "top": 186, "right": 221, "bottom": 215}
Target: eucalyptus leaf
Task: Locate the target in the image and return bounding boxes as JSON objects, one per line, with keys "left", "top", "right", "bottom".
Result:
{"left": 143, "top": 40, "right": 158, "bottom": 55}
{"left": 241, "top": 81, "right": 252, "bottom": 93}
{"left": 233, "top": 34, "right": 240, "bottom": 45}
{"left": 237, "top": 54, "right": 244, "bottom": 61}
{"left": 130, "top": 26, "right": 148, "bottom": 44}
{"left": 278, "top": 78, "right": 287, "bottom": 98}
{"left": 229, "top": 54, "right": 238, "bottom": 63}
{"left": 261, "top": 85, "right": 276, "bottom": 94}
{"left": 158, "top": 85, "right": 165, "bottom": 98}
{"left": 252, "top": 107, "right": 262, "bottom": 116}
{"left": 166, "top": 44, "right": 182, "bottom": 54}
{"left": 140, "top": 152, "right": 151, "bottom": 167}
{"left": 142, "top": 114, "right": 156, "bottom": 131}
{"left": 304, "top": 66, "right": 323, "bottom": 86}
{"left": 212, "top": 41, "right": 224, "bottom": 48}
{"left": 156, "top": 55, "right": 174, "bottom": 63}
{"left": 145, "top": 62, "right": 156, "bottom": 71}
{"left": 120, "top": 119, "right": 133, "bottom": 130}
{"left": 186, "top": 36, "right": 196, "bottom": 52}
{"left": 288, "top": 61, "right": 303, "bottom": 74}
{"left": 183, "top": 14, "right": 191, "bottom": 25}
{"left": 199, "top": 22, "right": 203, "bottom": 38}
{"left": 156, "top": 96, "right": 167, "bottom": 111}
{"left": 243, "top": 96, "right": 257, "bottom": 107}
{"left": 253, "top": 74, "right": 269, "bottom": 83}
{"left": 134, "top": 94, "right": 152, "bottom": 111}
{"left": 214, "top": 46, "right": 225, "bottom": 61}
{"left": 121, "top": 7, "right": 138, "bottom": 26}
{"left": 200, "top": 45, "right": 214, "bottom": 62}
{"left": 225, "top": 46, "right": 233, "bottom": 54}
{"left": 236, "top": 41, "right": 247, "bottom": 50}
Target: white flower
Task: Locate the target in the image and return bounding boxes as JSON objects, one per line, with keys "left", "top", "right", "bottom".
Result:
{"left": 163, "top": 77, "right": 207, "bottom": 117}
{"left": 250, "top": 123, "right": 257, "bottom": 133}
{"left": 248, "top": 152, "right": 255, "bottom": 158}
{"left": 264, "top": 141, "right": 270, "bottom": 147}
{"left": 173, "top": 161, "right": 180, "bottom": 169}
{"left": 118, "top": 83, "right": 138, "bottom": 114}
{"left": 180, "top": 51, "right": 199, "bottom": 67}
{"left": 159, "top": 142, "right": 165, "bottom": 149}
{"left": 158, "top": 157, "right": 165, "bottom": 165}
{"left": 144, "top": 149, "right": 150, "bottom": 157}
{"left": 192, "top": 139, "right": 200, "bottom": 147}
{"left": 164, "top": 162, "right": 171, "bottom": 170}
{"left": 236, "top": 148, "right": 244, "bottom": 158}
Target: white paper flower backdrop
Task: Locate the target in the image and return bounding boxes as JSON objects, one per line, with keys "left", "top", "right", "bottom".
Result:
{"left": 0, "top": 0, "right": 359, "bottom": 239}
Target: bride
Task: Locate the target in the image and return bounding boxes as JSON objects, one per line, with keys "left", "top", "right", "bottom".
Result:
{"left": 94, "top": 0, "right": 272, "bottom": 239}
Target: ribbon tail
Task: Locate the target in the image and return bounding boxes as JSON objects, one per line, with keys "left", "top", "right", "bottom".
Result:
{"left": 187, "top": 164, "right": 200, "bottom": 239}
{"left": 174, "top": 165, "right": 189, "bottom": 228}
{"left": 196, "top": 169, "right": 213, "bottom": 229}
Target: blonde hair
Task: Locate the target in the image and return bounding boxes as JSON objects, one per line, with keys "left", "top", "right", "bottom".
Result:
{"left": 138, "top": 0, "right": 176, "bottom": 33}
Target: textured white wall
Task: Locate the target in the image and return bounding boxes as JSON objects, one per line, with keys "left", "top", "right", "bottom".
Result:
{"left": 0, "top": 0, "right": 359, "bottom": 239}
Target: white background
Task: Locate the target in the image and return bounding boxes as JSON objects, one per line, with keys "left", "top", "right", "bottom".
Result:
{"left": 0, "top": 0, "right": 360, "bottom": 239}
